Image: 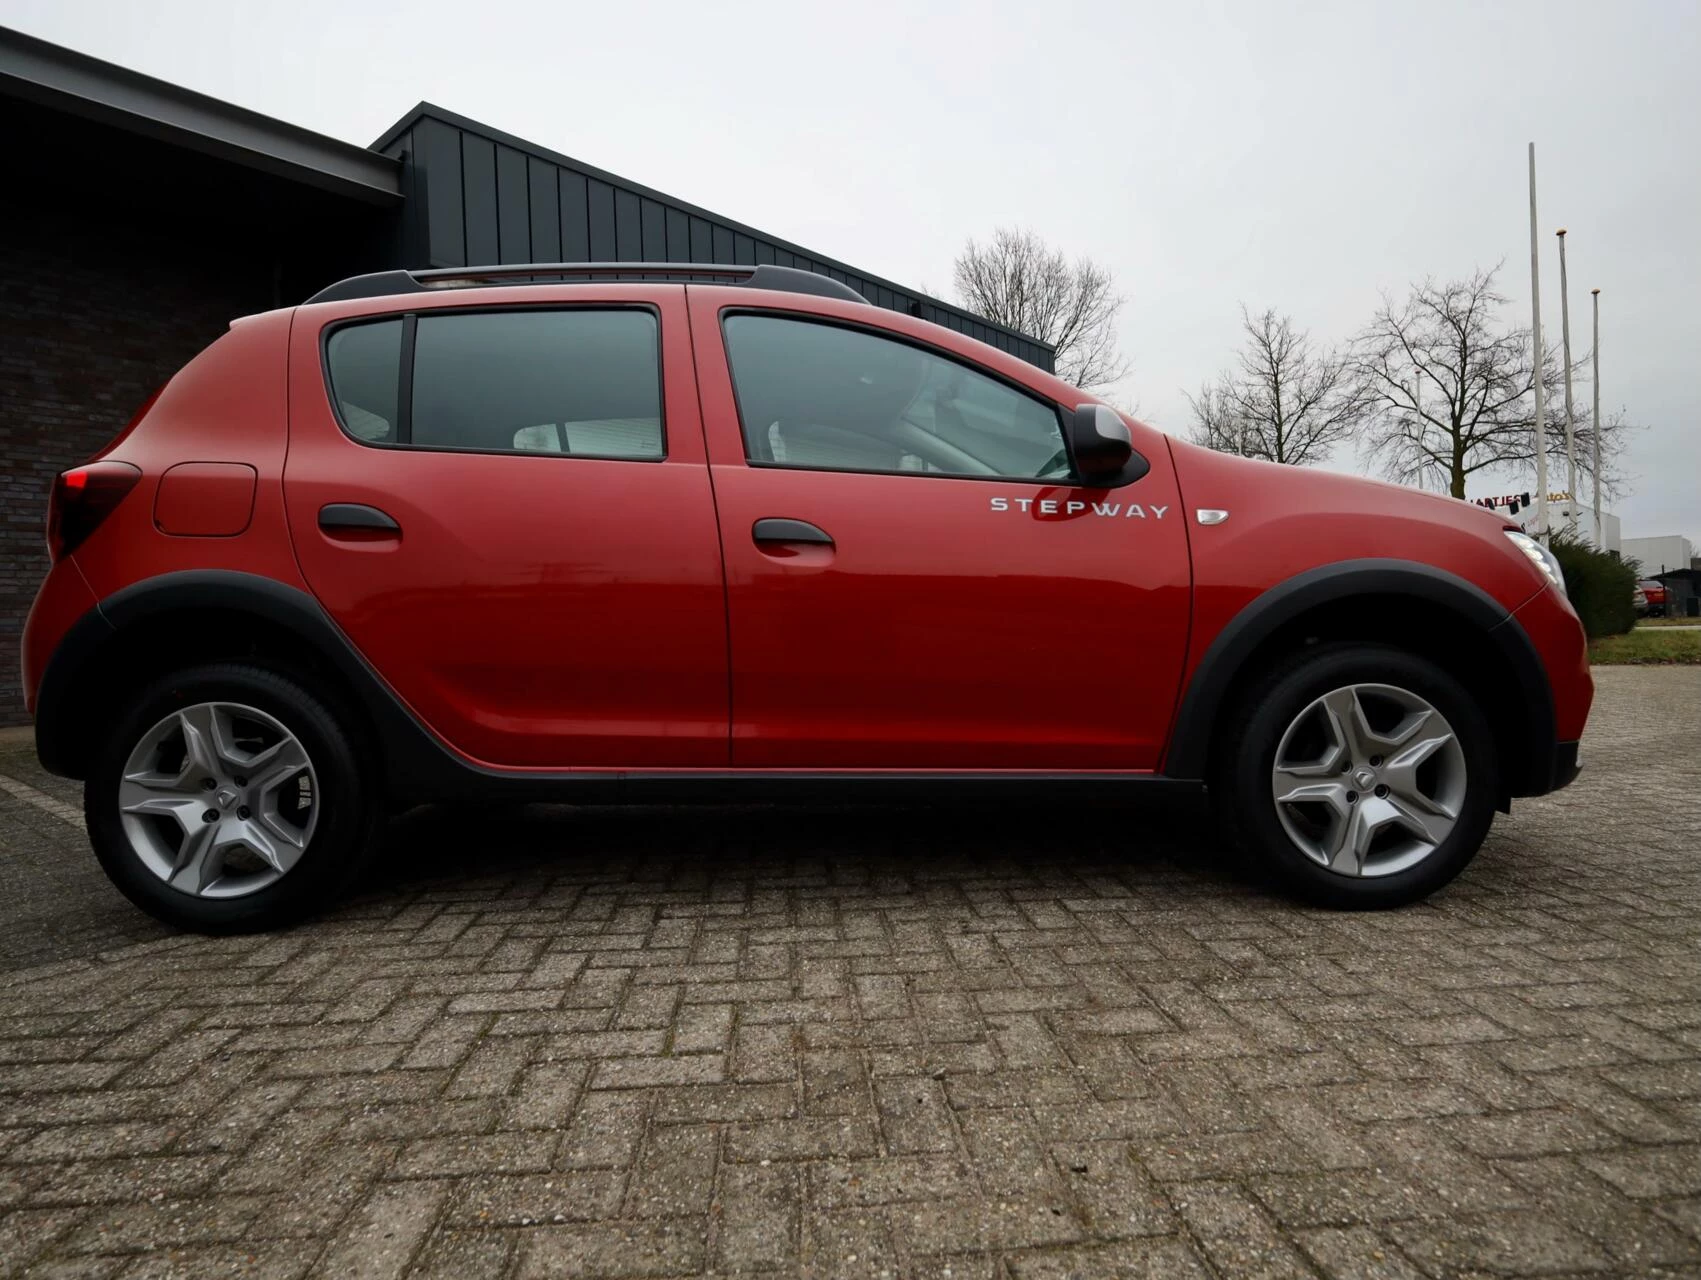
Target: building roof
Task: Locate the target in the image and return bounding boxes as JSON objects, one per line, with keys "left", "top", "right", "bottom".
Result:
{"left": 373, "top": 102, "right": 1055, "bottom": 367}
{"left": 0, "top": 26, "right": 1051, "bottom": 364}
{"left": 0, "top": 24, "right": 400, "bottom": 205}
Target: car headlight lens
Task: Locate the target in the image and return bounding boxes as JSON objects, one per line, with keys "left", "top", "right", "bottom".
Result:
{"left": 1504, "top": 530, "right": 1566, "bottom": 593}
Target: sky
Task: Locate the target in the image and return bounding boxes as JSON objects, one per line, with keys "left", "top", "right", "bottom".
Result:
{"left": 4, "top": 0, "right": 1696, "bottom": 543}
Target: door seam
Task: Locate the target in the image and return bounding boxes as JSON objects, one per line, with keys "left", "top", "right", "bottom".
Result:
{"left": 683, "top": 287, "right": 737, "bottom": 766}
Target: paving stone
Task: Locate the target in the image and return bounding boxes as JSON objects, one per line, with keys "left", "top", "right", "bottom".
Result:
{"left": 0, "top": 670, "right": 1699, "bottom": 1278}
{"left": 714, "top": 1160, "right": 798, "bottom": 1270}
{"left": 119, "top": 1245, "right": 312, "bottom": 1279}
{"left": 0, "top": 1207, "right": 83, "bottom": 1274}
{"left": 801, "top": 1047, "right": 865, "bottom": 1117}
{"left": 724, "top": 1117, "right": 879, "bottom": 1163}
{"left": 872, "top": 1075, "right": 956, "bottom": 1153}
{"left": 646, "top": 1083, "right": 793, "bottom": 1124}
{"left": 1293, "top": 1225, "right": 1429, "bottom": 1279}
{"left": 1004, "top": 1238, "right": 1213, "bottom": 1279}
{"left": 1438, "top": 1107, "right": 1621, "bottom": 1157}
{"left": 406, "top": 1226, "right": 513, "bottom": 1279}
{"left": 60, "top": 1196, "right": 264, "bottom": 1254}
{"left": 589, "top": 1054, "right": 723, "bottom": 1089}
{"left": 1494, "top": 1154, "right": 1701, "bottom": 1269}
{"left": 393, "top": 1132, "right": 556, "bottom": 1178}
{"left": 444, "top": 1170, "right": 623, "bottom": 1226}
{"left": 556, "top": 1092, "right": 647, "bottom": 1168}
{"left": 335, "top": 1099, "right": 501, "bottom": 1143}
{"left": 894, "top": 1197, "right": 1086, "bottom": 1253}
{"left": 1251, "top": 1169, "right": 1434, "bottom": 1228}
{"left": 809, "top": 1154, "right": 977, "bottom": 1209}
{"left": 799, "top": 1204, "right": 901, "bottom": 1278}
{"left": 516, "top": 1219, "right": 705, "bottom": 1278}
{"left": 317, "top": 1179, "right": 448, "bottom": 1278}
{"left": 1138, "top": 1129, "right": 1313, "bottom": 1182}
{"left": 499, "top": 1061, "right": 589, "bottom": 1132}
{"left": 444, "top": 1035, "right": 536, "bottom": 1100}
{"left": 7, "top": 1123, "right": 179, "bottom": 1163}
{"left": 1052, "top": 1140, "right": 1176, "bottom": 1238}
{"left": 1581, "top": 1144, "right": 1701, "bottom": 1198}
{"left": 1387, "top": 1210, "right": 1614, "bottom": 1274}
{"left": 669, "top": 1002, "right": 731, "bottom": 1055}
{"left": 625, "top": 1124, "right": 718, "bottom": 1217}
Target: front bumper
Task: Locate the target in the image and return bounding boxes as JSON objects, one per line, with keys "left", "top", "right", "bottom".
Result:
{"left": 1545, "top": 740, "right": 1582, "bottom": 794}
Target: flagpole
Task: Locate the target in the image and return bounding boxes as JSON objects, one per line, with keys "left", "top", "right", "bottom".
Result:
{"left": 1528, "top": 144, "right": 1550, "bottom": 540}
{"left": 1557, "top": 228, "right": 1579, "bottom": 532}
{"left": 1591, "top": 287, "right": 1603, "bottom": 548}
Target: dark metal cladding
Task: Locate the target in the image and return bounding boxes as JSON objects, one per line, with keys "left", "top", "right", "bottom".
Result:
{"left": 372, "top": 104, "right": 1056, "bottom": 373}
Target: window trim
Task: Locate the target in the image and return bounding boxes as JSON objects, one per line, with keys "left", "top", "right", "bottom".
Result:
{"left": 718, "top": 307, "right": 1092, "bottom": 487}
{"left": 320, "top": 302, "right": 668, "bottom": 462}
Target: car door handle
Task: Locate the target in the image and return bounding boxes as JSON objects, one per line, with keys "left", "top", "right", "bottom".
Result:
{"left": 319, "top": 503, "right": 400, "bottom": 534}
{"left": 752, "top": 518, "right": 833, "bottom": 547}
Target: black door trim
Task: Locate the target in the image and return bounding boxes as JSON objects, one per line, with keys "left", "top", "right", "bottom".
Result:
{"left": 318, "top": 503, "right": 400, "bottom": 533}
{"left": 752, "top": 517, "right": 833, "bottom": 546}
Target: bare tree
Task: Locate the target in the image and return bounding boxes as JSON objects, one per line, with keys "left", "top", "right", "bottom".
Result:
{"left": 1353, "top": 265, "right": 1624, "bottom": 499}
{"left": 1187, "top": 307, "right": 1368, "bottom": 466}
{"left": 952, "top": 227, "right": 1129, "bottom": 391}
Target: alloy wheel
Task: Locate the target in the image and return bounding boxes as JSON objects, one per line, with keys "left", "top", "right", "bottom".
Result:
{"left": 1270, "top": 683, "right": 1466, "bottom": 878}
{"left": 117, "top": 701, "right": 318, "bottom": 898}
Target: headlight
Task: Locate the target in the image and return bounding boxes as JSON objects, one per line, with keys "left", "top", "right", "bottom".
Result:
{"left": 1504, "top": 530, "right": 1566, "bottom": 593}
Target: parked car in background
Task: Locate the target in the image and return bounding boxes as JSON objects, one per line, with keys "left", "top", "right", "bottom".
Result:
{"left": 22, "top": 263, "right": 1592, "bottom": 931}
{"left": 1638, "top": 580, "right": 1669, "bottom": 617}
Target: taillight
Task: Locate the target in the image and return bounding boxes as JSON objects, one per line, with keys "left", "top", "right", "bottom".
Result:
{"left": 47, "top": 461, "right": 141, "bottom": 561}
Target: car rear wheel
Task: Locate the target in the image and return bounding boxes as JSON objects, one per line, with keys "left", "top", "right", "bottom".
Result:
{"left": 85, "top": 663, "right": 378, "bottom": 933}
{"left": 1219, "top": 644, "right": 1499, "bottom": 908}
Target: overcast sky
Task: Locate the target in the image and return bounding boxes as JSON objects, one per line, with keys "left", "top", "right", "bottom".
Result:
{"left": 6, "top": 0, "right": 1695, "bottom": 542}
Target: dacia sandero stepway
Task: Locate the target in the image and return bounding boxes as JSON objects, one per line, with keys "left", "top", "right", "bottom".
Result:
{"left": 22, "top": 263, "right": 1592, "bottom": 931}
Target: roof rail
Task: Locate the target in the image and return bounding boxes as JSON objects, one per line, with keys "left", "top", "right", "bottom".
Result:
{"left": 306, "top": 263, "right": 868, "bottom": 306}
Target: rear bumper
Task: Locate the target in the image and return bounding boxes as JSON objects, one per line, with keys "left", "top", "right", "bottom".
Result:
{"left": 20, "top": 559, "right": 100, "bottom": 719}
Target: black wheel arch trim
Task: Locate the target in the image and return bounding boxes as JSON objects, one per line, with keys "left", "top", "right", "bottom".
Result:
{"left": 35, "top": 570, "right": 449, "bottom": 793}
{"left": 1161, "top": 559, "right": 1558, "bottom": 796}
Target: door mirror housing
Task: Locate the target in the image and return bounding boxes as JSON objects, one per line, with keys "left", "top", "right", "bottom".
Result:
{"left": 1068, "top": 404, "right": 1148, "bottom": 486}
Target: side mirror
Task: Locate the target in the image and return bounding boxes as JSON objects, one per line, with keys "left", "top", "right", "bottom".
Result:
{"left": 1069, "top": 404, "right": 1145, "bottom": 485}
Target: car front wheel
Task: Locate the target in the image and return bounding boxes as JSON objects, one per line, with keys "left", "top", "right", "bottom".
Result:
{"left": 85, "top": 663, "right": 378, "bottom": 933}
{"left": 1220, "top": 644, "right": 1499, "bottom": 909}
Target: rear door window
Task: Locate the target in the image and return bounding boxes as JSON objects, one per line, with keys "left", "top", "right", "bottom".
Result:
{"left": 325, "top": 308, "right": 663, "bottom": 459}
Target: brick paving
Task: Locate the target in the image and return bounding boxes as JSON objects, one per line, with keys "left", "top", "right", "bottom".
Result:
{"left": 1, "top": 667, "right": 1699, "bottom": 1279}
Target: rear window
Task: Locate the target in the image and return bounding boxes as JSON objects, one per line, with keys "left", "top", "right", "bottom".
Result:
{"left": 324, "top": 308, "right": 663, "bottom": 459}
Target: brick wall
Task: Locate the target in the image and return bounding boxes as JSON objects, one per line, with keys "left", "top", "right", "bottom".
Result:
{"left": 0, "top": 195, "right": 272, "bottom": 726}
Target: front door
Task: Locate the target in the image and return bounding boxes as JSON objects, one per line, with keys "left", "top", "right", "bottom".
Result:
{"left": 284, "top": 287, "right": 728, "bottom": 769}
{"left": 688, "top": 291, "right": 1192, "bottom": 770}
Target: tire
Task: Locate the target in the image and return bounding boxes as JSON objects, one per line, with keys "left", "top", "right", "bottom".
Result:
{"left": 1217, "top": 643, "right": 1498, "bottom": 909}
{"left": 84, "top": 662, "right": 379, "bottom": 933}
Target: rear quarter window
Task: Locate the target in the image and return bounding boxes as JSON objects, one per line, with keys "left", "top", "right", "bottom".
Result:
{"left": 324, "top": 319, "right": 402, "bottom": 442}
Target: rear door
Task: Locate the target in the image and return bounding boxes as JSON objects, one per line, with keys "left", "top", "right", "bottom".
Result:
{"left": 688, "top": 289, "right": 1192, "bottom": 770}
{"left": 284, "top": 285, "right": 728, "bottom": 769}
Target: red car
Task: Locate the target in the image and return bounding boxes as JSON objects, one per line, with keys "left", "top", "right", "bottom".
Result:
{"left": 22, "top": 264, "right": 1591, "bottom": 931}
{"left": 1638, "top": 580, "right": 1669, "bottom": 617}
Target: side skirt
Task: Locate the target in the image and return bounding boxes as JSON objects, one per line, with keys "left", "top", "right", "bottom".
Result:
{"left": 414, "top": 770, "right": 1208, "bottom": 808}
